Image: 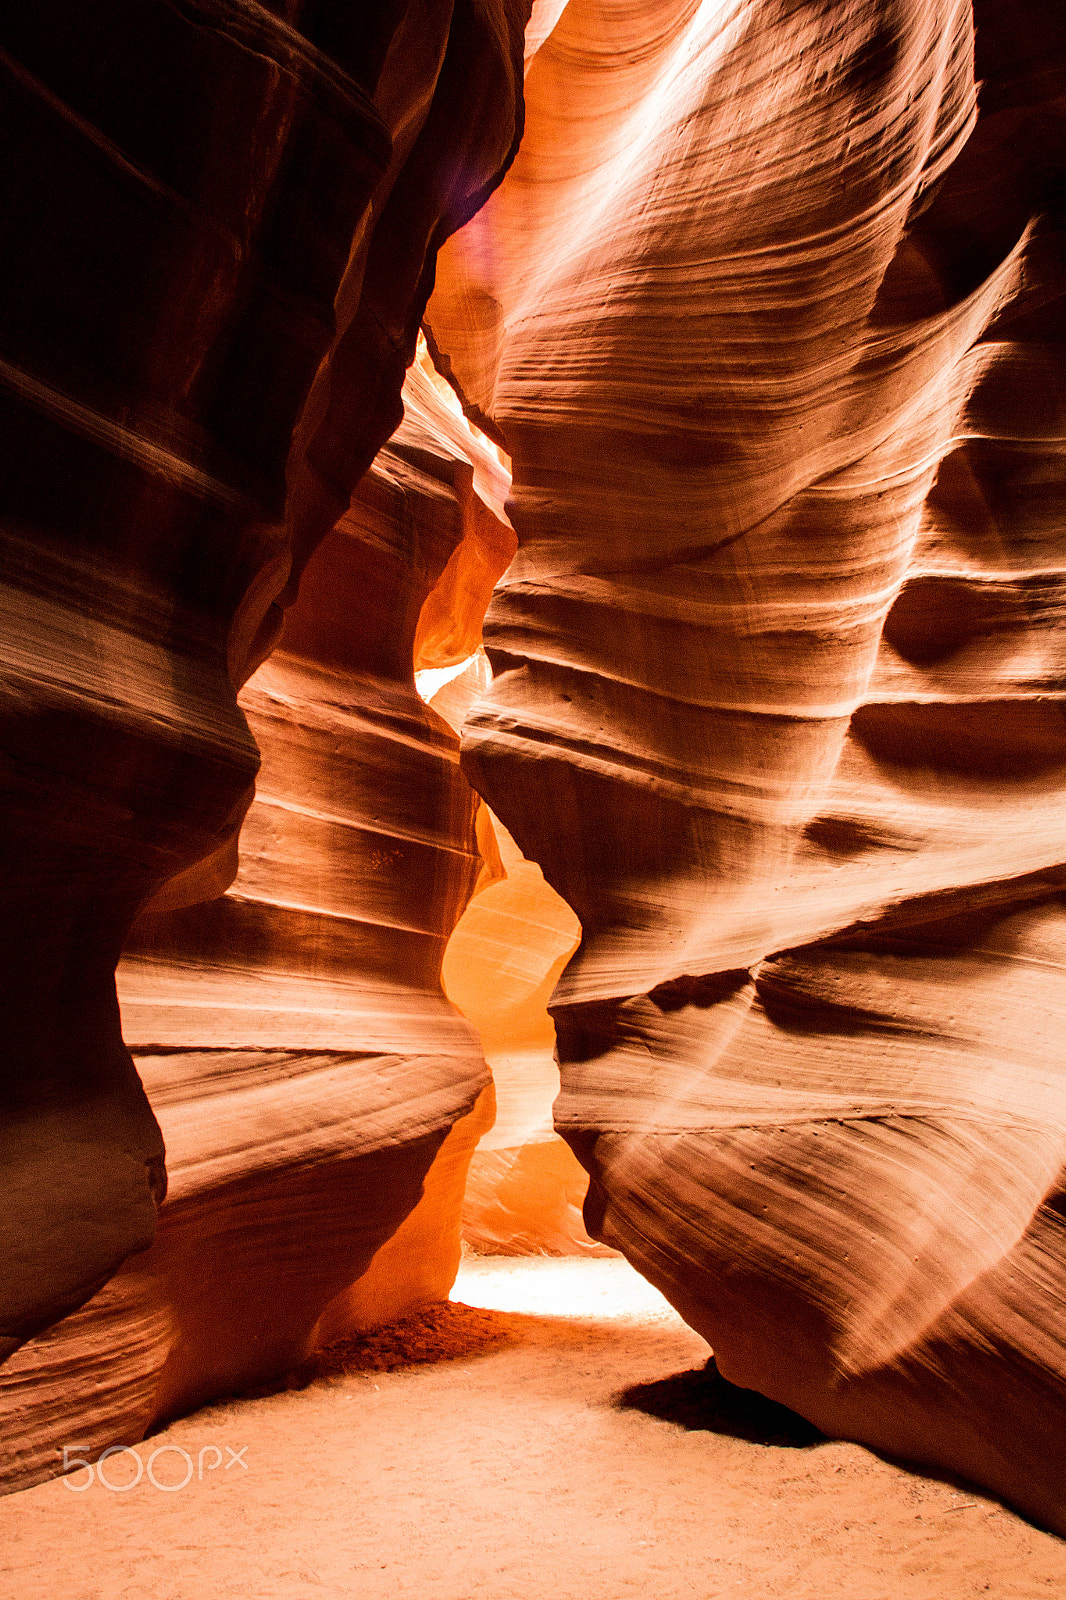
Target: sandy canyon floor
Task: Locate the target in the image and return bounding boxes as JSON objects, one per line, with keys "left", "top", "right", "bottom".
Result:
{"left": 1, "top": 1257, "right": 1064, "bottom": 1599}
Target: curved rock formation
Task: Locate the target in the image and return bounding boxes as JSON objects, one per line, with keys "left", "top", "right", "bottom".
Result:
{"left": 0, "top": 368, "right": 516, "bottom": 1490}
{"left": 427, "top": 0, "right": 1066, "bottom": 1530}
{"left": 6, "top": 0, "right": 1066, "bottom": 1534}
{"left": 416, "top": 641, "right": 607, "bottom": 1257}
{"left": 437, "top": 714, "right": 599, "bottom": 1257}
{"left": 0, "top": 0, "right": 527, "bottom": 1365}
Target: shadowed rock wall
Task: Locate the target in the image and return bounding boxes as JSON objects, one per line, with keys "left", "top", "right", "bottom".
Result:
{"left": 0, "top": 378, "right": 515, "bottom": 1491}
{"left": 0, "top": 0, "right": 528, "bottom": 1462}
{"left": 427, "top": 0, "right": 1066, "bottom": 1531}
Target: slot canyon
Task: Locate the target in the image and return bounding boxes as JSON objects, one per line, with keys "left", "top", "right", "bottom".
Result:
{"left": 2, "top": 0, "right": 1066, "bottom": 1591}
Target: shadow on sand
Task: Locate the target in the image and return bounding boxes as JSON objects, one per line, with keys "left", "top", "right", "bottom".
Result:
{"left": 616, "top": 1358, "right": 824, "bottom": 1448}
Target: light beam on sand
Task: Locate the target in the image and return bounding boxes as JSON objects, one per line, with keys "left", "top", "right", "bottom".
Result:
{"left": 451, "top": 1255, "right": 691, "bottom": 1324}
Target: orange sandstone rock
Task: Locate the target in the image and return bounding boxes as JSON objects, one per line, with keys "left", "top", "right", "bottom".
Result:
{"left": 428, "top": 0, "right": 1066, "bottom": 1531}
{"left": 0, "top": 396, "right": 507, "bottom": 1490}
{"left": 421, "top": 648, "right": 606, "bottom": 1255}
{"left": 442, "top": 799, "right": 604, "bottom": 1255}
{"left": 0, "top": 0, "right": 528, "bottom": 1484}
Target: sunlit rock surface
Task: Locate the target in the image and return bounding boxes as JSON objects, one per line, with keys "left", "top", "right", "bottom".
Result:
{"left": 428, "top": 0, "right": 1066, "bottom": 1530}
{"left": 5, "top": 0, "right": 1066, "bottom": 1532}
{"left": 438, "top": 715, "right": 603, "bottom": 1256}
{"left": 418, "top": 644, "right": 608, "bottom": 1256}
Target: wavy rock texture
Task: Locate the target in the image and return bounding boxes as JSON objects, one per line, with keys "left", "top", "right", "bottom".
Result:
{"left": 447, "top": 803, "right": 594, "bottom": 1257}
{"left": 0, "top": 0, "right": 527, "bottom": 1370}
{"left": 427, "top": 0, "right": 1066, "bottom": 1530}
{"left": 403, "top": 372, "right": 607, "bottom": 1257}
{"left": 0, "top": 369, "right": 518, "bottom": 1491}
{"left": 432, "top": 661, "right": 602, "bottom": 1254}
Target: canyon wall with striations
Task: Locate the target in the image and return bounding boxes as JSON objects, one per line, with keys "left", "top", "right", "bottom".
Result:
{"left": 4, "top": 0, "right": 1066, "bottom": 1535}
{"left": 0, "top": 0, "right": 528, "bottom": 1486}
{"left": 437, "top": 697, "right": 604, "bottom": 1258}
{"left": 427, "top": 0, "right": 1066, "bottom": 1532}
{"left": 0, "top": 359, "right": 517, "bottom": 1490}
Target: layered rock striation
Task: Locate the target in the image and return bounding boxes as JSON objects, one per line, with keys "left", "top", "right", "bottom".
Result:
{"left": 0, "top": 0, "right": 527, "bottom": 1369}
{"left": 0, "top": 369, "right": 516, "bottom": 1490}
{"left": 428, "top": 0, "right": 1066, "bottom": 1530}
{"left": 434, "top": 676, "right": 599, "bottom": 1257}
{"left": 5, "top": 0, "right": 1066, "bottom": 1532}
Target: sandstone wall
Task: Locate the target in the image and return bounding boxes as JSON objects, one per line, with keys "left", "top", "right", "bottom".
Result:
{"left": 0, "top": 0, "right": 528, "bottom": 1485}
{"left": 427, "top": 0, "right": 1066, "bottom": 1531}
{"left": 0, "top": 372, "right": 517, "bottom": 1490}
{"left": 436, "top": 694, "right": 602, "bottom": 1257}
{"left": 5, "top": 0, "right": 1066, "bottom": 1532}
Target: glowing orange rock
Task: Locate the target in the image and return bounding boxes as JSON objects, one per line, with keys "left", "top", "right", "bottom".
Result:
{"left": 428, "top": 0, "right": 1066, "bottom": 1531}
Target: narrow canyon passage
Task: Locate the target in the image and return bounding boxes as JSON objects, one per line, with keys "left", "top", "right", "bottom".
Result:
{"left": 2, "top": 1257, "right": 1065, "bottom": 1600}
{"left": 3, "top": 0, "right": 1066, "bottom": 1557}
